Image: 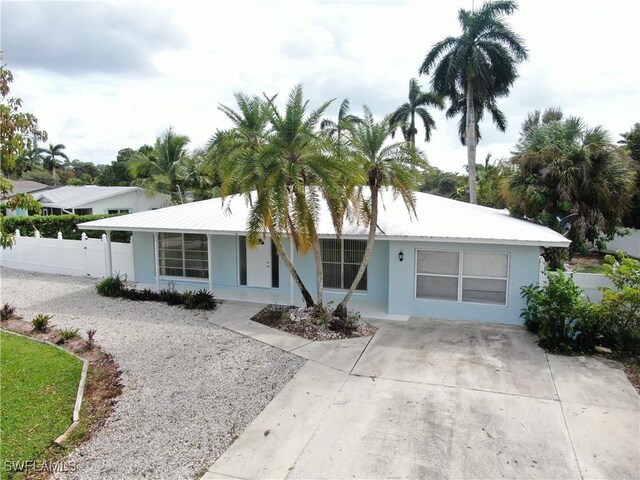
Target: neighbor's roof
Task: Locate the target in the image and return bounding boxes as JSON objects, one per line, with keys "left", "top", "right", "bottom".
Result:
{"left": 79, "top": 190, "right": 570, "bottom": 247}
{"left": 7, "top": 179, "right": 49, "bottom": 195}
{"left": 34, "top": 186, "right": 144, "bottom": 209}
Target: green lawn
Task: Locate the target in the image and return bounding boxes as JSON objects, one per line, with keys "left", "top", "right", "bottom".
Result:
{"left": 0, "top": 330, "right": 82, "bottom": 479}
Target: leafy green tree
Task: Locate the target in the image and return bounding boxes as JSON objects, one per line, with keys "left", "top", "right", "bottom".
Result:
{"left": 41, "top": 143, "right": 69, "bottom": 186}
{"left": 0, "top": 65, "right": 48, "bottom": 175}
{"left": 96, "top": 147, "right": 149, "bottom": 186}
{"left": 421, "top": 165, "right": 468, "bottom": 200}
{"left": 504, "top": 114, "right": 637, "bottom": 268}
{"left": 419, "top": 0, "right": 528, "bottom": 204}
{"left": 334, "top": 107, "right": 425, "bottom": 318}
{"left": 476, "top": 154, "right": 512, "bottom": 208}
{"left": 389, "top": 78, "right": 444, "bottom": 146}
{"left": 128, "top": 128, "right": 190, "bottom": 203}
{"left": 618, "top": 123, "right": 640, "bottom": 228}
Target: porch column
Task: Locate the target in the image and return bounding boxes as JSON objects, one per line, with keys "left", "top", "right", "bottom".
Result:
{"left": 207, "top": 234, "right": 214, "bottom": 292}
{"left": 153, "top": 232, "right": 160, "bottom": 290}
{"left": 289, "top": 236, "right": 294, "bottom": 304}
{"left": 105, "top": 231, "right": 113, "bottom": 277}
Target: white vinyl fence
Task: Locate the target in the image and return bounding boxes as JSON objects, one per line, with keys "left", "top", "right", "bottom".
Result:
{"left": 538, "top": 256, "right": 614, "bottom": 303}
{"left": 0, "top": 230, "right": 134, "bottom": 280}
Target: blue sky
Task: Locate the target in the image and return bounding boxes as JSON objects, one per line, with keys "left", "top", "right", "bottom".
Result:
{"left": 2, "top": 0, "right": 639, "bottom": 172}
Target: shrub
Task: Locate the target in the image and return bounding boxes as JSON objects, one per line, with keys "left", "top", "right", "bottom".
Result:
{"left": 1, "top": 214, "right": 131, "bottom": 242}
{"left": 596, "top": 252, "right": 640, "bottom": 354}
{"left": 32, "top": 313, "right": 53, "bottom": 333}
{"left": 182, "top": 289, "right": 217, "bottom": 310}
{"left": 59, "top": 327, "right": 80, "bottom": 343}
{"left": 96, "top": 274, "right": 126, "bottom": 297}
{"left": 520, "top": 273, "right": 592, "bottom": 353}
{"left": 1, "top": 303, "right": 16, "bottom": 321}
{"left": 86, "top": 329, "right": 97, "bottom": 349}
{"left": 159, "top": 287, "right": 183, "bottom": 306}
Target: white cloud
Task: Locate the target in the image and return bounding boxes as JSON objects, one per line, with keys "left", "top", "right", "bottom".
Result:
{"left": 3, "top": 0, "right": 639, "bottom": 172}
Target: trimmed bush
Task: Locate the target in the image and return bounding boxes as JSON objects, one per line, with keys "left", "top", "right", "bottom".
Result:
{"left": 159, "top": 288, "right": 183, "bottom": 306}
{"left": 182, "top": 289, "right": 217, "bottom": 310}
{"left": 96, "top": 275, "right": 126, "bottom": 297}
{"left": 2, "top": 214, "right": 131, "bottom": 242}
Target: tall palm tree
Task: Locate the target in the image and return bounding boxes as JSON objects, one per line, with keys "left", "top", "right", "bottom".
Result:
{"left": 504, "top": 116, "right": 637, "bottom": 268}
{"left": 333, "top": 107, "right": 426, "bottom": 318}
{"left": 41, "top": 143, "right": 69, "bottom": 186}
{"left": 15, "top": 143, "right": 44, "bottom": 177}
{"left": 261, "top": 85, "right": 351, "bottom": 307}
{"left": 320, "top": 98, "right": 362, "bottom": 145}
{"left": 128, "top": 127, "right": 190, "bottom": 203}
{"left": 419, "top": 0, "right": 528, "bottom": 204}
{"left": 389, "top": 78, "right": 444, "bottom": 146}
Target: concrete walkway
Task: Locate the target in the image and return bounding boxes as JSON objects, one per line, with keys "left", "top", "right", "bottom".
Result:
{"left": 204, "top": 304, "right": 640, "bottom": 480}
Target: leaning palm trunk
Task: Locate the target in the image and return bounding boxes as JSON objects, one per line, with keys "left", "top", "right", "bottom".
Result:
{"left": 466, "top": 79, "right": 478, "bottom": 204}
{"left": 334, "top": 185, "right": 379, "bottom": 319}
{"left": 267, "top": 224, "right": 315, "bottom": 307}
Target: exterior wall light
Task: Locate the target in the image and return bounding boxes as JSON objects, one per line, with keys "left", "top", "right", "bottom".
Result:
{"left": 398, "top": 251, "right": 404, "bottom": 262}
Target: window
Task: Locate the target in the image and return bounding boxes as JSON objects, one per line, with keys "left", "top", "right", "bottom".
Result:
{"left": 108, "top": 209, "right": 130, "bottom": 214}
{"left": 415, "top": 250, "right": 508, "bottom": 305}
{"left": 74, "top": 208, "right": 93, "bottom": 215}
{"left": 158, "top": 233, "right": 208, "bottom": 279}
{"left": 321, "top": 239, "right": 367, "bottom": 291}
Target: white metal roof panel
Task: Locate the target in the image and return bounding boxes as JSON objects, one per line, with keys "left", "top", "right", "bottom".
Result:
{"left": 35, "top": 186, "right": 142, "bottom": 208}
{"left": 78, "top": 189, "right": 571, "bottom": 247}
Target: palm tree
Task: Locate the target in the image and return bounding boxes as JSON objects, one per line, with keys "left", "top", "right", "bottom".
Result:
{"left": 261, "top": 85, "right": 351, "bottom": 307}
{"left": 128, "top": 127, "right": 190, "bottom": 203}
{"left": 41, "top": 143, "right": 69, "bottom": 186}
{"left": 320, "top": 99, "right": 362, "bottom": 144}
{"left": 333, "top": 107, "right": 426, "bottom": 318}
{"left": 389, "top": 78, "right": 444, "bottom": 146}
{"left": 419, "top": 0, "right": 528, "bottom": 204}
{"left": 504, "top": 116, "right": 637, "bottom": 269}
{"left": 15, "top": 143, "right": 44, "bottom": 177}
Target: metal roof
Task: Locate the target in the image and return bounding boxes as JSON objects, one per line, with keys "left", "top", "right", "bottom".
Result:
{"left": 34, "top": 186, "right": 144, "bottom": 209}
{"left": 78, "top": 189, "right": 571, "bottom": 247}
{"left": 7, "top": 180, "right": 49, "bottom": 195}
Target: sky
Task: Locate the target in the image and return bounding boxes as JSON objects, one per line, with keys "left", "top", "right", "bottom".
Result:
{"left": 1, "top": 0, "right": 639, "bottom": 172}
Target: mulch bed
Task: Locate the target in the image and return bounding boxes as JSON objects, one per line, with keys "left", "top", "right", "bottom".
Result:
{"left": 252, "top": 304, "right": 377, "bottom": 341}
{"left": 1, "top": 314, "right": 122, "bottom": 478}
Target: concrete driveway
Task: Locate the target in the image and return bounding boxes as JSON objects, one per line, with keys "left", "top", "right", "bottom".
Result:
{"left": 204, "top": 316, "right": 640, "bottom": 480}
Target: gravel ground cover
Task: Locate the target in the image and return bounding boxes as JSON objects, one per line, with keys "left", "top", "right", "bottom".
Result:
{"left": 0, "top": 268, "right": 306, "bottom": 480}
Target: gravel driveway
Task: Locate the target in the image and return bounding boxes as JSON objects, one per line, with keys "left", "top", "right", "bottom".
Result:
{"left": 0, "top": 268, "right": 305, "bottom": 480}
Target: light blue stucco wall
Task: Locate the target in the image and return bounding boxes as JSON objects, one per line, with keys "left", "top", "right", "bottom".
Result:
{"left": 387, "top": 241, "right": 540, "bottom": 324}
{"left": 131, "top": 232, "right": 538, "bottom": 323}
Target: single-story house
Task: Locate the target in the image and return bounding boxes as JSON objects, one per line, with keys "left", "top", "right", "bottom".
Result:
{"left": 34, "top": 186, "right": 169, "bottom": 216}
{"left": 79, "top": 190, "right": 570, "bottom": 324}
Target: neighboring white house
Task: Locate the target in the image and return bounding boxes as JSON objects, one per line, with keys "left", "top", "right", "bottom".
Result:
{"left": 34, "top": 186, "right": 170, "bottom": 216}
{"left": 79, "top": 190, "right": 570, "bottom": 324}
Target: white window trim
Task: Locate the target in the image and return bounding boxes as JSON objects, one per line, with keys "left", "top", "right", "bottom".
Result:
{"left": 321, "top": 238, "right": 368, "bottom": 293}
{"left": 413, "top": 248, "right": 510, "bottom": 306}
{"left": 158, "top": 233, "right": 209, "bottom": 280}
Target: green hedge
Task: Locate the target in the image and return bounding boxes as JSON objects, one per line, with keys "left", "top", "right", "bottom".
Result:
{"left": 1, "top": 214, "right": 131, "bottom": 243}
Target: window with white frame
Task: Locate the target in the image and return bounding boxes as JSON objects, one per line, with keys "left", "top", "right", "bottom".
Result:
{"left": 158, "top": 233, "right": 208, "bottom": 279}
{"left": 108, "top": 209, "right": 130, "bottom": 214}
{"left": 415, "top": 250, "right": 508, "bottom": 305}
{"left": 321, "top": 238, "right": 367, "bottom": 291}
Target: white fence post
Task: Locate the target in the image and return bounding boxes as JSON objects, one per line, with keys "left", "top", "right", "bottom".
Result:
{"left": 57, "top": 231, "right": 63, "bottom": 274}
{"left": 81, "top": 233, "right": 88, "bottom": 276}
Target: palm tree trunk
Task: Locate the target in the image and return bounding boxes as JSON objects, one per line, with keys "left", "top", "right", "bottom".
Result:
{"left": 334, "top": 185, "right": 378, "bottom": 319}
{"left": 410, "top": 111, "right": 416, "bottom": 147}
{"left": 312, "top": 235, "right": 324, "bottom": 306}
{"left": 466, "top": 79, "right": 478, "bottom": 204}
{"left": 52, "top": 160, "right": 58, "bottom": 186}
{"left": 267, "top": 224, "right": 315, "bottom": 307}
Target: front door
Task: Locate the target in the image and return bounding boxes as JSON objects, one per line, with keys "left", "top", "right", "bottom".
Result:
{"left": 246, "top": 238, "right": 272, "bottom": 288}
